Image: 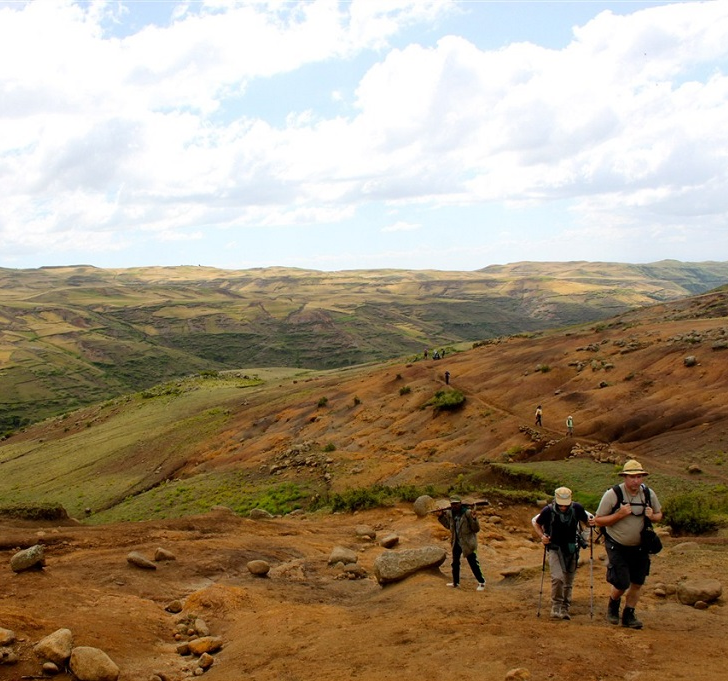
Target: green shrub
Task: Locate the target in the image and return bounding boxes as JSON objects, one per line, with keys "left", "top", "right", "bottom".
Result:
{"left": 313, "top": 483, "right": 439, "bottom": 513}
{"left": 662, "top": 492, "right": 719, "bottom": 535}
{"left": 317, "top": 396, "right": 328, "bottom": 408}
{"left": 399, "top": 385, "right": 411, "bottom": 396}
{"left": 323, "top": 442, "right": 336, "bottom": 452}
{"left": 425, "top": 389, "right": 465, "bottom": 412}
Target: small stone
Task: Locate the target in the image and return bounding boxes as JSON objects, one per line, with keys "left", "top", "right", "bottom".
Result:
{"left": 247, "top": 560, "right": 270, "bottom": 576}
{"left": 198, "top": 652, "right": 215, "bottom": 669}
{"left": 127, "top": 551, "right": 157, "bottom": 570}
{"left": 154, "top": 547, "right": 176, "bottom": 561}
{"left": 165, "top": 600, "right": 183, "bottom": 613}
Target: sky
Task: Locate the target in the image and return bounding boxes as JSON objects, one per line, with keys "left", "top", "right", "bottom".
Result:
{"left": 1, "top": 0, "right": 727, "bottom": 272}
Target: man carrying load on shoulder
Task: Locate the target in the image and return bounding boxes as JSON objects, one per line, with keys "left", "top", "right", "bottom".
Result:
{"left": 593, "top": 459, "right": 663, "bottom": 629}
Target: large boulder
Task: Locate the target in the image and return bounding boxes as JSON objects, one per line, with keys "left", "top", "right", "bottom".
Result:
{"left": 374, "top": 546, "right": 446, "bottom": 585}
{"left": 10, "top": 544, "right": 46, "bottom": 572}
{"left": 34, "top": 628, "right": 73, "bottom": 665}
{"left": 677, "top": 579, "right": 722, "bottom": 606}
{"left": 69, "top": 646, "right": 119, "bottom": 681}
{"left": 413, "top": 495, "right": 434, "bottom": 518}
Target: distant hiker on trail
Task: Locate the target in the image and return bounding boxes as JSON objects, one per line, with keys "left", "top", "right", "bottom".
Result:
{"left": 566, "top": 415, "right": 574, "bottom": 437}
{"left": 535, "top": 405, "right": 543, "bottom": 427}
{"left": 424, "top": 348, "right": 428, "bottom": 359}
{"left": 593, "top": 460, "right": 663, "bottom": 629}
{"left": 432, "top": 350, "right": 440, "bottom": 360}
{"left": 438, "top": 495, "right": 486, "bottom": 592}
{"left": 444, "top": 370, "right": 451, "bottom": 385}
{"left": 440, "top": 348, "right": 446, "bottom": 358}
{"left": 532, "top": 487, "right": 594, "bottom": 620}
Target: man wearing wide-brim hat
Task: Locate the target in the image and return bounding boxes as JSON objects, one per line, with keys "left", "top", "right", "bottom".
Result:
{"left": 437, "top": 495, "right": 486, "bottom": 591}
{"left": 594, "top": 459, "right": 663, "bottom": 629}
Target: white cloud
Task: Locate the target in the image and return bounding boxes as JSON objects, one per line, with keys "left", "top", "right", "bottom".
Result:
{"left": 382, "top": 220, "right": 421, "bottom": 233}
{"left": 0, "top": 1, "right": 727, "bottom": 268}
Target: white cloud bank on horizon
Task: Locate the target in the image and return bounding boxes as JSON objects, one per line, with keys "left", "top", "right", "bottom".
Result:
{"left": 0, "top": 0, "right": 727, "bottom": 271}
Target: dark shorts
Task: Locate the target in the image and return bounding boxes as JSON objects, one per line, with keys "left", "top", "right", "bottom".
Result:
{"left": 605, "top": 536, "right": 650, "bottom": 590}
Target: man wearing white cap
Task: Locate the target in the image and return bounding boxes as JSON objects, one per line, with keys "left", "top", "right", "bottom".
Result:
{"left": 594, "top": 459, "right": 663, "bottom": 629}
{"left": 533, "top": 487, "right": 593, "bottom": 619}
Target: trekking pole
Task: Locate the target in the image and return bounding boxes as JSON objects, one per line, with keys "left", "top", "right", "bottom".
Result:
{"left": 589, "top": 526, "right": 594, "bottom": 620}
{"left": 537, "top": 545, "right": 547, "bottom": 617}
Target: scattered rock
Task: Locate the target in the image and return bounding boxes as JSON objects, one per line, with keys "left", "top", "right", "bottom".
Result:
{"left": 249, "top": 508, "right": 274, "bottom": 519}
{"left": 0, "top": 628, "right": 14, "bottom": 646}
{"left": 413, "top": 495, "right": 434, "bottom": 517}
{"left": 69, "top": 646, "right": 120, "bottom": 681}
{"left": 187, "top": 636, "right": 223, "bottom": 656}
{"left": 340, "top": 563, "right": 367, "bottom": 579}
{"left": 127, "top": 551, "right": 157, "bottom": 570}
{"left": 505, "top": 668, "right": 531, "bottom": 680}
{"left": 0, "top": 647, "right": 18, "bottom": 665}
{"left": 684, "top": 355, "right": 698, "bottom": 367}
{"left": 10, "top": 544, "right": 46, "bottom": 572}
{"left": 247, "top": 559, "right": 271, "bottom": 576}
{"left": 355, "top": 525, "right": 376, "bottom": 540}
{"left": 328, "top": 546, "right": 358, "bottom": 566}
{"left": 194, "top": 618, "right": 210, "bottom": 637}
{"left": 198, "top": 651, "right": 215, "bottom": 669}
{"left": 154, "top": 547, "right": 176, "bottom": 561}
{"left": 165, "top": 600, "right": 184, "bottom": 613}
{"left": 380, "top": 533, "right": 399, "bottom": 548}
{"left": 34, "top": 628, "right": 73, "bottom": 666}
{"left": 677, "top": 579, "right": 722, "bottom": 605}
{"left": 373, "top": 545, "right": 446, "bottom": 585}
{"left": 42, "top": 661, "right": 60, "bottom": 674}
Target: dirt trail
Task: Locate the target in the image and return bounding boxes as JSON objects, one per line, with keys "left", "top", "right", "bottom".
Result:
{"left": 1, "top": 504, "right": 727, "bottom": 681}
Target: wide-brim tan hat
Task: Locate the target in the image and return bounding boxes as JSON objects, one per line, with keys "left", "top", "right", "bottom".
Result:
{"left": 618, "top": 459, "right": 649, "bottom": 476}
{"left": 554, "top": 487, "right": 572, "bottom": 505}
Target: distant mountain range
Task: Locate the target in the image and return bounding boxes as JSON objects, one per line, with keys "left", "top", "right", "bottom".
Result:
{"left": 1, "top": 259, "right": 727, "bottom": 430}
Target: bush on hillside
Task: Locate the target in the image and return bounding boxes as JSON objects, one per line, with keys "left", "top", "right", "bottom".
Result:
{"left": 662, "top": 492, "right": 720, "bottom": 535}
{"left": 424, "top": 389, "right": 465, "bottom": 413}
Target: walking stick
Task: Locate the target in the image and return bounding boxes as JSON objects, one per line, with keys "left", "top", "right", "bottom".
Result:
{"left": 589, "top": 526, "right": 595, "bottom": 620}
{"left": 537, "top": 545, "right": 547, "bottom": 617}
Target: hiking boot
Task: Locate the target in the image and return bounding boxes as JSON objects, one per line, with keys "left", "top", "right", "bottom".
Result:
{"left": 550, "top": 604, "right": 562, "bottom": 619}
{"left": 606, "top": 598, "right": 621, "bottom": 625}
{"left": 446, "top": 582, "right": 459, "bottom": 588}
{"left": 560, "top": 608, "right": 571, "bottom": 621}
{"left": 622, "top": 607, "right": 643, "bottom": 629}
{"left": 476, "top": 583, "right": 486, "bottom": 592}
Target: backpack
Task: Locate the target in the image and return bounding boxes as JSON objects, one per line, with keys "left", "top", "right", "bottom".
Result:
{"left": 544, "top": 503, "right": 587, "bottom": 553}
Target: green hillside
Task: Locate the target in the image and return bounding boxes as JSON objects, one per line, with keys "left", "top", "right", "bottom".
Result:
{"left": 2, "top": 260, "right": 728, "bottom": 430}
